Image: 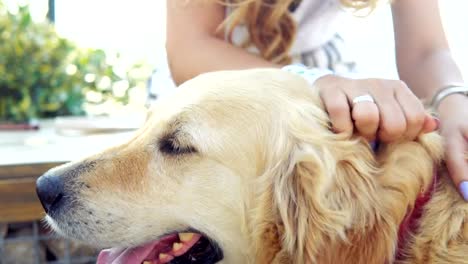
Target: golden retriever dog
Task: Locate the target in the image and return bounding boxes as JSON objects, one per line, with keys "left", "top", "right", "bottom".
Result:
{"left": 36, "top": 69, "right": 468, "bottom": 264}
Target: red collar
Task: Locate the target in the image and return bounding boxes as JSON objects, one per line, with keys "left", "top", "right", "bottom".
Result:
{"left": 395, "top": 168, "right": 438, "bottom": 261}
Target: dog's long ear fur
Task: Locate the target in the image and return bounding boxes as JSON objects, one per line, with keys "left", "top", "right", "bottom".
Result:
{"left": 251, "top": 94, "right": 372, "bottom": 263}
{"left": 270, "top": 117, "right": 391, "bottom": 263}
{"left": 251, "top": 90, "right": 442, "bottom": 264}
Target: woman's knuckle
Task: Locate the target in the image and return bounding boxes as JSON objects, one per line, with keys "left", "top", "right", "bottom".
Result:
{"left": 355, "top": 107, "right": 378, "bottom": 124}
{"left": 326, "top": 101, "right": 347, "bottom": 116}
{"left": 383, "top": 120, "right": 406, "bottom": 136}
{"left": 367, "top": 78, "right": 382, "bottom": 88}
{"left": 406, "top": 111, "right": 425, "bottom": 126}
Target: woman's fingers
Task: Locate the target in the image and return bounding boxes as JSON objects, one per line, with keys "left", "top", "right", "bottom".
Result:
{"left": 320, "top": 87, "right": 353, "bottom": 134}
{"left": 393, "top": 83, "right": 427, "bottom": 140}
{"left": 421, "top": 114, "right": 439, "bottom": 133}
{"left": 373, "top": 96, "right": 406, "bottom": 142}
{"left": 438, "top": 96, "right": 468, "bottom": 201}
{"left": 317, "top": 76, "right": 436, "bottom": 142}
{"left": 445, "top": 133, "right": 468, "bottom": 201}
{"left": 350, "top": 101, "right": 380, "bottom": 141}
{"left": 344, "top": 79, "right": 406, "bottom": 142}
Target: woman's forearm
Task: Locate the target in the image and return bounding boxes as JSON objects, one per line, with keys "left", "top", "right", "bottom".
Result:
{"left": 167, "top": 35, "right": 278, "bottom": 85}
{"left": 392, "top": 0, "right": 464, "bottom": 101}
{"left": 397, "top": 49, "right": 464, "bottom": 100}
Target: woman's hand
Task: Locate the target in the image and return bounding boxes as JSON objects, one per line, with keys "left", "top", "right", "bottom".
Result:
{"left": 437, "top": 95, "right": 468, "bottom": 201}
{"left": 315, "top": 74, "right": 468, "bottom": 200}
{"left": 315, "top": 74, "right": 438, "bottom": 141}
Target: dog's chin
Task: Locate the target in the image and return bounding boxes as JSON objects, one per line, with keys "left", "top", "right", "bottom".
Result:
{"left": 97, "top": 229, "right": 223, "bottom": 264}
{"left": 42, "top": 216, "right": 67, "bottom": 237}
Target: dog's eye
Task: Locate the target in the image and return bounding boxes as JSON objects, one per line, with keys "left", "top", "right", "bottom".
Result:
{"left": 159, "top": 136, "right": 197, "bottom": 155}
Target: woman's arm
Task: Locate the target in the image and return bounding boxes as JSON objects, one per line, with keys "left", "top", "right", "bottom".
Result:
{"left": 166, "top": 0, "right": 277, "bottom": 85}
{"left": 392, "top": 0, "right": 468, "bottom": 199}
{"left": 391, "top": 0, "right": 464, "bottom": 99}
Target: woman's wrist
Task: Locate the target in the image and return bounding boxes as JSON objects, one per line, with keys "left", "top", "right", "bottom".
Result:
{"left": 437, "top": 93, "right": 468, "bottom": 118}
{"left": 431, "top": 84, "right": 468, "bottom": 111}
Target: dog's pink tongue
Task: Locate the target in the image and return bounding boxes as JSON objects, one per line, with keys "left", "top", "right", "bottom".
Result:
{"left": 97, "top": 243, "right": 156, "bottom": 264}
{"left": 97, "top": 234, "right": 177, "bottom": 264}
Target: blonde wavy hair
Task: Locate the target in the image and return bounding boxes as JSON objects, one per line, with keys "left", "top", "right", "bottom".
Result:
{"left": 217, "top": 0, "right": 379, "bottom": 64}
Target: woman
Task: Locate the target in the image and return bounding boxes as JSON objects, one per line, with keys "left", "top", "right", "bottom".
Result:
{"left": 165, "top": 0, "right": 468, "bottom": 199}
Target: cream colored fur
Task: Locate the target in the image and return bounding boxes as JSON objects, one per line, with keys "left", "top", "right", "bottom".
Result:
{"left": 44, "top": 69, "right": 468, "bottom": 263}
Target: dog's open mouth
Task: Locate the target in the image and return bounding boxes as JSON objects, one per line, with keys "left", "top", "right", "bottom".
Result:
{"left": 97, "top": 231, "right": 223, "bottom": 264}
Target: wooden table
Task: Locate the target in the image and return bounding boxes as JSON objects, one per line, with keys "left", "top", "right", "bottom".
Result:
{"left": 0, "top": 119, "right": 137, "bottom": 223}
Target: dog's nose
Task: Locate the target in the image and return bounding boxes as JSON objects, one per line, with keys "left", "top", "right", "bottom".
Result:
{"left": 36, "top": 173, "right": 64, "bottom": 214}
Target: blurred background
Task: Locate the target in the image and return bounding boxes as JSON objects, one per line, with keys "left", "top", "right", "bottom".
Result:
{"left": 0, "top": 1, "right": 466, "bottom": 263}
{"left": 0, "top": 0, "right": 467, "bottom": 122}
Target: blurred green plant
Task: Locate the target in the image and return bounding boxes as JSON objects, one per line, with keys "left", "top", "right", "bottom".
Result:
{"left": 0, "top": 2, "right": 150, "bottom": 122}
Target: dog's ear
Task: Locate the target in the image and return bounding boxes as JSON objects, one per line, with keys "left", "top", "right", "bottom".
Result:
{"left": 255, "top": 137, "right": 406, "bottom": 263}
{"left": 250, "top": 94, "right": 359, "bottom": 263}
{"left": 251, "top": 90, "right": 410, "bottom": 263}
{"left": 272, "top": 142, "right": 352, "bottom": 263}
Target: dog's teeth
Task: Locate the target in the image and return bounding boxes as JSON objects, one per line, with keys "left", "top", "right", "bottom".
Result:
{"left": 159, "top": 253, "right": 169, "bottom": 260}
{"left": 142, "top": 261, "right": 152, "bottom": 264}
{"left": 173, "top": 242, "right": 183, "bottom": 251}
{"left": 178, "top": 232, "right": 194, "bottom": 242}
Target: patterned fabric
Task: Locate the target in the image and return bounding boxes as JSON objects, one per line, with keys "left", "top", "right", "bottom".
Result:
{"left": 292, "top": 34, "right": 357, "bottom": 74}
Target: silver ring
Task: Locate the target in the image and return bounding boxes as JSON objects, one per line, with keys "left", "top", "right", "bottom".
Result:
{"left": 352, "top": 94, "right": 375, "bottom": 105}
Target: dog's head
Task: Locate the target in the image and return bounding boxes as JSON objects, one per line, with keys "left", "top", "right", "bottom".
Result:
{"left": 36, "top": 69, "right": 440, "bottom": 264}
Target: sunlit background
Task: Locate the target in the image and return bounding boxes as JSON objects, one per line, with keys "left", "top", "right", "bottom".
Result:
{"left": 4, "top": 0, "right": 468, "bottom": 81}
